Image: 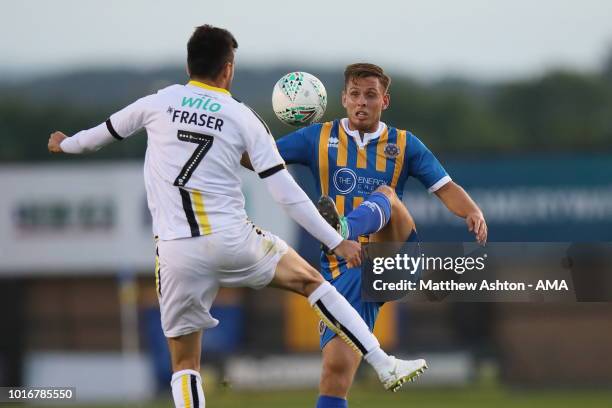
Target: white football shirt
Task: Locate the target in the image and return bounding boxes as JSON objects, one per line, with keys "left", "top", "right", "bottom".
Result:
{"left": 105, "top": 81, "right": 284, "bottom": 240}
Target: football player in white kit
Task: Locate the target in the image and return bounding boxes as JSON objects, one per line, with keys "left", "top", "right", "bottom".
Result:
{"left": 48, "top": 25, "right": 426, "bottom": 407}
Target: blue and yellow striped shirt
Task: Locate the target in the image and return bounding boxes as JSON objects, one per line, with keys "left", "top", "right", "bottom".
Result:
{"left": 277, "top": 119, "right": 448, "bottom": 281}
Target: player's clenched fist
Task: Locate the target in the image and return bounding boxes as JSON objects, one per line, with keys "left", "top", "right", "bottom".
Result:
{"left": 332, "top": 239, "right": 362, "bottom": 268}
{"left": 48, "top": 131, "right": 67, "bottom": 153}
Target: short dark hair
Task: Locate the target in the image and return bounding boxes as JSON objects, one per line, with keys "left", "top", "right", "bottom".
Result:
{"left": 344, "top": 63, "right": 391, "bottom": 93}
{"left": 187, "top": 25, "right": 238, "bottom": 79}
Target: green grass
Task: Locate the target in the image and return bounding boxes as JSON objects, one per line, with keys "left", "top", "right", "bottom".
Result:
{"left": 15, "top": 384, "right": 612, "bottom": 408}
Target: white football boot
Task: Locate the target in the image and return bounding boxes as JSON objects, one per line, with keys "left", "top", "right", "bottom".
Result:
{"left": 378, "top": 356, "right": 428, "bottom": 392}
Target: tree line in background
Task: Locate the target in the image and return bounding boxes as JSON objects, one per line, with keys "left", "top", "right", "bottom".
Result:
{"left": 1, "top": 58, "right": 611, "bottom": 162}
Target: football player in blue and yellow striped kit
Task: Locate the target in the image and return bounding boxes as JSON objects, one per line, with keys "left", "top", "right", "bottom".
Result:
{"left": 275, "top": 63, "right": 488, "bottom": 408}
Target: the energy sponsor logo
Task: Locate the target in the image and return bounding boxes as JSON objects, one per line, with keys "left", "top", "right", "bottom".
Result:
{"left": 333, "top": 167, "right": 387, "bottom": 195}
{"left": 333, "top": 168, "right": 357, "bottom": 194}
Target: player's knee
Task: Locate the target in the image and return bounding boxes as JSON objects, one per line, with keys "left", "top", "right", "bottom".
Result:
{"left": 375, "top": 184, "right": 396, "bottom": 200}
{"left": 375, "top": 185, "right": 403, "bottom": 214}
{"left": 375, "top": 185, "right": 401, "bottom": 208}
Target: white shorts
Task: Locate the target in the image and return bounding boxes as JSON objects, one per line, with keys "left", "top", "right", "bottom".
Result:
{"left": 155, "top": 221, "right": 289, "bottom": 338}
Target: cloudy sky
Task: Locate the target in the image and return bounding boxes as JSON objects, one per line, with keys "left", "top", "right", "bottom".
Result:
{"left": 1, "top": 0, "right": 611, "bottom": 80}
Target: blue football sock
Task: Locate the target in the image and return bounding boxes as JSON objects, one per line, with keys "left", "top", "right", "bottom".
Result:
{"left": 345, "top": 192, "right": 391, "bottom": 240}
{"left": 316, "top": 395, "right": 348, "bottom": 408}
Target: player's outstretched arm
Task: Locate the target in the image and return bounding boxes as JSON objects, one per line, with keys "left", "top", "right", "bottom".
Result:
{"left": 262, "top": 169, "right": 362, "bottom": 267}
{"left": 48, "top": 95, "right": 153, "bottom": 155}
{"left": 434, "top": 181, "right": 487, "bottom": 244}
{"left": 47, "top": 121, "right": 118, "bottom": 154}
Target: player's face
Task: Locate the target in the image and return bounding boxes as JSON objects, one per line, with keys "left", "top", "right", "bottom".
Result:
{"left": 342, "top": 76, "right": 389, "bottom": 133}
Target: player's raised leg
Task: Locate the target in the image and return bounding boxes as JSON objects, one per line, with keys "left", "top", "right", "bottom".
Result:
{"left": 316, "top": 186, "right": 425, "bottom": 400}
{"left": 268, "top": 247, "right": 427, "bottom": 392}
{"left": 318, "top": 185, "right": 416, "bottom": 243}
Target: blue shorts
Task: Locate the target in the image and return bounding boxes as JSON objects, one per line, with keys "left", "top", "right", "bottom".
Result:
{"left": 319, "top": 230, "right": 420, "bottom": 350}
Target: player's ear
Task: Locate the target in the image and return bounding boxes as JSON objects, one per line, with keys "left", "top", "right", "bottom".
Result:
{"left": 227, "top": 61, "right": 235, "bottom": 81}
{"left": 382, "top": 93, "right": 390, "bottom": 110}
{"left": 219, "top": 61, "right": 233, "bottom": 85}
{"left": 341, "top": 90, "right": 347, "bottom": 108}
{"left": 223, "top": 62, "right": 231, "bottom": 78}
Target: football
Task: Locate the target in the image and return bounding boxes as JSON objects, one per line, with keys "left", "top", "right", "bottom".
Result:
{"left": 272, "top": 72, "right": 327, "bottom": 127}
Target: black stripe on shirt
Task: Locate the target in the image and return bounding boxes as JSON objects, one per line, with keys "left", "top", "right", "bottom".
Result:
{"left": 179, "top": 188, "right": 200, "bottom": 237}
{"left": 105, "top": 119, "right": 124, "bottom": 140}
{"left": 258, "top": 163, "right": 285, "bottom": 179}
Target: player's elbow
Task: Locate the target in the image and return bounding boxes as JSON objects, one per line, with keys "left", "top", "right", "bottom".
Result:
{"left": 271, "top": 191, "right": 306, "bottom": 207}
{"left": 435, "top": 180, "right": 458, "bottom": 194}
{"left": 263, "top": 169, "right": 310, "bottom": 207}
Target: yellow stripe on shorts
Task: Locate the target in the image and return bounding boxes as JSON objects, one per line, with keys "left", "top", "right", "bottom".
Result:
{"left": 154, "top": 253, "right": 160, "bottom": 295}
{"left": 326, "top": 253, "right": 341, "bottom": 279}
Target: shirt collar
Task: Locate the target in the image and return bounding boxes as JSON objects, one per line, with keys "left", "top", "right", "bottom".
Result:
{"left": 187, "top": 80, "right": 231, "bottom": 96}
{"left": 340, "top": 118, "right": 386, "bottom": 148}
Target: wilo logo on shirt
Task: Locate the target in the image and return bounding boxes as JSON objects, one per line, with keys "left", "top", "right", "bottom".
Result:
{"left": 181, "top": 96, "right": 222, "bottom": 112}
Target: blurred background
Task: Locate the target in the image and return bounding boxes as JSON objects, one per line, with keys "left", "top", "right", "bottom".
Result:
{"left": 1, "top": 1, "right": 611, "bottom": 407}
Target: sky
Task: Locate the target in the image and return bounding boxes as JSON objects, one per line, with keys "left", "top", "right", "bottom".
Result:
{"left": 1, "top": 0, "right": 611, "bottom": 80}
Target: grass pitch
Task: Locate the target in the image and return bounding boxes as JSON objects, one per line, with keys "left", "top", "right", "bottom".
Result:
{"left": 14, "top": 384, "right": 612, "bottom": 408}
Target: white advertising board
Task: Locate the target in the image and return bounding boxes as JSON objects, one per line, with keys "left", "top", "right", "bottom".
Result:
{"left": 0, "top": 162, "right": 295, "bottom": 275}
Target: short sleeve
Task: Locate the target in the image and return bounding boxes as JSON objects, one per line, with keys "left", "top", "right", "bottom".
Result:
{"left": 107, "top": 95, "right": 155, "bottom": 140}
{"left": 241, "top": 106, "right": 285, "bottom": 177}
{"left": 276, "top": 124, "right": 320, "bottom": 166}
{"left": 405, "top": 133, "right": 451, "bottom": 192}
